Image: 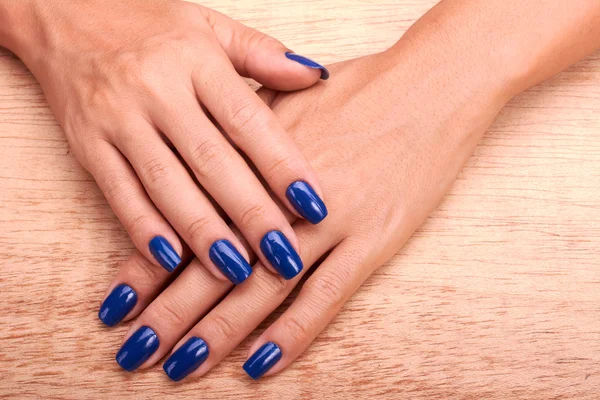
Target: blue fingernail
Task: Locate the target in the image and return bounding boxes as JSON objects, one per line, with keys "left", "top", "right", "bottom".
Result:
{"left": 163, "top": 337, "right": 209, "bottom": 382}
{"left": 149, "top": 236, "right": 181, "bottom": 272}
{"left": 243, "top": 342, "right": 282, "bottom": 380}
{"left": 285, "top": 52, "right": 329, "bottom": 80}
{"left": 286, "top": 181, "right": 328, "bottom": 224}
{"left": 260, "top": 231, "right": 303, "bottom": 280}
{"left": 98, "top": 284, "right": 137, "bottom": 327}
{"left": 209, "top": 240, "right": 252, "bottom": 284}
{"left": 116, "top": 326, "right": 160, "bottom": 372}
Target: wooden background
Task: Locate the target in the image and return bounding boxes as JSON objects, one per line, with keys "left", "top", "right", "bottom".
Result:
{"left": 1, "top": 1, "right": 599, "bottom": 398}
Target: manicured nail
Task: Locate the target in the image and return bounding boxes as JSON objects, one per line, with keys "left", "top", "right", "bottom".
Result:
{"left": 286, "top": 181, "right": 328, "bottom": 224}
{"left": 98, "top": 284, "right": 137, "bottom": 327}
{"left": 149, "top": 236, "right": 181, "bottom": 272}
{"left": 163, "top": 337, "right": 209, "bottom": 382}
{"left": 116, "top": 326, "right": 160, "bottom": 372}
{"left": 260, "top": 231, "right": 303, "bottom": 280}
{"left": 243, "top": 342, "right": 282, "bottom": 380}
{"left": 285, "top": 52, "right": 329, "bottom": 80}
{"left": 209, "top": 240, "right": 252, "bottom": 284}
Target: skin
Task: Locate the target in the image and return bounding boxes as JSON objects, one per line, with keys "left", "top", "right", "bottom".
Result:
{"left": 2, "top": 0, "right": 600, "bottom": 380}
{"left": 0, "top": 0, "right": 327, "bottom": 282}
{"left": 102, "top": 0, "right": 600, "bottom": 378}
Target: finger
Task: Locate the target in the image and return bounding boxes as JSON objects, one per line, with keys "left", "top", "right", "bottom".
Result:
{"left": 85, "top": 140, "right": 183, "bottom": 282}
{"left": 98, "top": 250, "right": 174, "bottom": 327}
{"left": 98, "top": 200, "right": 293, "bottom": 329}
{"left": 160, "top": 220, "right": 343, "bottom": 381}
{"left": 114, "top": 258, "right": 232, "bottom": 372}
{"left": 193, "top": 51, "right": 329, "bottom": 227}
{"left": 199, "top": 6, "right": 329, "bottom": 89}
{"left": 152, "top": 95, "right": 303, "bottom": 280}
{"left": 114, "top": 117, "right": 252, "bottom": 284}
{"left": 244, "top": 238, "right": 372, "bottom": 379}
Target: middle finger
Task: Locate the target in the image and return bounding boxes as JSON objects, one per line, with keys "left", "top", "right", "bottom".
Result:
{"left": 152, "top": 94, "right": 304, "bottom": 281}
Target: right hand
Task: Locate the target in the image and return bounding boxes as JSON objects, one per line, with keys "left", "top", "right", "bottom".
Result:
{"left": 10, "top": 0, "right": 330, "bottom": 285}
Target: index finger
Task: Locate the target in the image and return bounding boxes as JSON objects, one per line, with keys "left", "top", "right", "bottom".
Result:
{"left": 191, "top": 47, "right": 328, "bottom": 226}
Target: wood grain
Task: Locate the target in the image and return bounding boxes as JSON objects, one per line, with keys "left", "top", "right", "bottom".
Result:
{"left": 1, "top": 1, "right": 599, "bottom": 398}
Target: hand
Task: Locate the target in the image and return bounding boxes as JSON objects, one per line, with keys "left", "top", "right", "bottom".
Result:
{"left": 95, "top": 0, "right": 600, "bottom": 380}
{"left": 99, "top": 39, "right": 512, "bottom": 375}
{"left": 7, "top": 0, "right": 330, "bottom": 286}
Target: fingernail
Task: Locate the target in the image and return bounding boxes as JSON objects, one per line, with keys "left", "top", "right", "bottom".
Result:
{"left": 285, "top": 52, "right": 329, "bottom": 80}
{"left": 260, "top": 231, "right": 303, "bottom": 280}
{"left": 98, "top": 284, "right": 137, "bottom": 327}
{"left": 286, "top": 181, "right": 328, "bottom": 224}
{"left": 243, "top": 342, "right": 282, "bottom": 380}
{"left": 163, "top": 337, "right": 209, "bottom": 382}
{"left": 116, "top": 326, "right": 160, "bottom": 372}
{"left": 149, "top": 236, "right": 181, "bottom": 272}
{"left": 209, "top": 240, "right": 252, "bottom": 284}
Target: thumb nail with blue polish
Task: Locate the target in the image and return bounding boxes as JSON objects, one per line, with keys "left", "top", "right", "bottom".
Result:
{"left": 285, "top": 52, "right": 329, "bottom": 80}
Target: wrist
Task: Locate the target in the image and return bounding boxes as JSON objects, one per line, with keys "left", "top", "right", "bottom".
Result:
{"left": 387, "top": 0, "right": 534, "bottom": 109}
{"left": 0, "top": 0, "right": 37, "bottom": 57}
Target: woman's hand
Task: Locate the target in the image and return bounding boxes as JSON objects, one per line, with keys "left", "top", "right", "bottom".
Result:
{"left": 73, "top": 0, "right": 599, "bottom": 379}
{"left": 99, "top": 32, "right": 515, "bottom": 373}
{"left": 0, "top": 0, "right": 330, "bottom": 286}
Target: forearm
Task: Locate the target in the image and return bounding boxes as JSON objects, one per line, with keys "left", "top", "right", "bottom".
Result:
{"left": 391, "top": 0, "right": 600, "bottom": 104}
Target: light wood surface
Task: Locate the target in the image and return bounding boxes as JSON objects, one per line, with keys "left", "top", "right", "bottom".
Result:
{"left": 1, "top": 1, "right": 599, "bottom": 398}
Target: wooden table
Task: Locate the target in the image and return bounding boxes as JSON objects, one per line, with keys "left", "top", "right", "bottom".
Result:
{"left": 1, "top": 1, "right": 599, "bottom": 398}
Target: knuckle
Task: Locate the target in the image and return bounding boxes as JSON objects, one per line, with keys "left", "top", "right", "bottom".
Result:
{"left": 184, "top": 215, "right": 213, "bottom": 244}
{"left": 189, "top": 139, "right": 228, "bottom": 179}
{"left": 150, "top": 299, "right": 188, "bottom": 328}
{"left": 227, "top": 99, "right": 267, "bottom": 140}
{"left": 207, "top": 314, "right": 238, "bottom": 343}
{"left": 126, "top": 213, "right": 153, "bottom": 237}
{"left": 116, "top": 51, "right": 163, "bottom": 93}
{"left": 140, "top": 156, "right": 171, "bottom": 188}
{"left": 252, "top": 267, "right": 292, "bottom": 299}
{"left": 304, "top": 269, "right": 349, "bottom": 309}
{"left": 98, "top": 167, "right": 132, "bottom": 201}
{"left": 128, "top": 253, "right": 165, "bottom": 288}
{"left": 72, "top": 137, "right": 106, "bottom": 171}
{"left": 247, "top": 32, "right": 277, "bottom": 54}
{"left": 263, "top": 153, "right": 298, "bottom": 183}
{"left": 281, "top": 315, "right": 310, "bottom": 342}
{"left": 238, "top": 202, "right": 270, "bottom": 228}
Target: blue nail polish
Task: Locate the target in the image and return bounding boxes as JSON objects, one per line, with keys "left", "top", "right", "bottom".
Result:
{"left": 116, "top": 326, "right": 160, "bottom": 372}
{"left": 163, "top": 337, "right": 209, "bottom": 382}
{"left": 285, "top": 52, "right": 329, "bottom": 80}
{"left": 260, "top": 231, "right": 303, "bottom": 280}
{"left": 243, "top": 342, "right": 282, "bottom": 380}
{"left": 286, "top": 181, "right": 328, "bottom": 224}
{"left": 209, "top": 240, "right": 252, "bottom": 284}
{"left": 98, "top": 284, "right": 137, "bottom": 327}
{"left": 149, "top": 236, "right": 181, "bottom": 272}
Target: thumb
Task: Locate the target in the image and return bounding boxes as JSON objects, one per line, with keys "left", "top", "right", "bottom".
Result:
{"left": 200, "top": 6, "right": 329, "bottom": 90}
